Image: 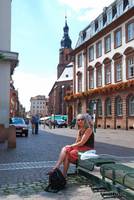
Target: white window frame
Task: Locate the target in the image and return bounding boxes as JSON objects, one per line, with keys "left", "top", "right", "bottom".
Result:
{"left": 96, "top": 41, "right": 102, "bottom": 58}
{"left": 127, "top": 22, "right": 134, "bottom": 41}
{"left": 97, "top": 68, "right": 102, "bottom": 87}
{"left": 77, "top": 53, "right": 82, "bottom": 68}
{"left": 115, "top": 29, "right": 122, "bottom": 48}
{"left": 88, "top": 46, "right": 94, "bottom": 61}
{"left": 105, "top": 35, "right": 111, "bottom": 53}
{"left": 89, "top": 70, "right": 94, "bottom": 89}
{"left": 106, "top": 98, "right": 111, "bottom": 116}
{"left": 129, "top": 96, "right": 134, "bottom": 116}
{"left": 115, "top": 62, "right": 122, "bottom": 81}
{"left": 105, "top": 66, "right": 111, "bottom": 84}
{"left": 78, "top": 74, "right": 82, "bottom": 92}
{"left": 116, "top": 97, "right": 123, "bottom": 116}
{"left": 128, "top": 57, "right": 134, "bottom": 78}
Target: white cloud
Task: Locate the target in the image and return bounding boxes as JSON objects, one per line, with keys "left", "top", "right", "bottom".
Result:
{"left": 58, "top": 0, "right": 114, "bottom": 21}
{"left": 13, "top": 71, "right": 56, "bottom": 111}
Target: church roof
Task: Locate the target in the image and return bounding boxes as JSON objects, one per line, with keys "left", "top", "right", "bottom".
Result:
{"left": 57, "top": 63, "right": 73, "bottom": 82}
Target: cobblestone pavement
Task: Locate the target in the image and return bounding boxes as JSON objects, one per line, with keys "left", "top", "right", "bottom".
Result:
{"left": 0, "top": 126, "right": 133, "bottom": 199}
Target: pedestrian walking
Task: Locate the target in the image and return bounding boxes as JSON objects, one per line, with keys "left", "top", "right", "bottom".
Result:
{"left": 31, "top": 114, "right": 39, "bottom": 134}
{"left": 31, "top": 116, "right": 36, "bottom": 134}
{"left": 34, "top": 114, "right": 39, "bottom": 134}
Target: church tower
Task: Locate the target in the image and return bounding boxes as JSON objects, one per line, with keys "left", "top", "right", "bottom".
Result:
{"left": 57, "top": 16, "right": 72, "bottom": 79}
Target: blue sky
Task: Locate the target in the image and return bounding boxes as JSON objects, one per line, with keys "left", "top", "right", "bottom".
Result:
{"left": 11, "top": 0, "right": 114, "bottom": 111}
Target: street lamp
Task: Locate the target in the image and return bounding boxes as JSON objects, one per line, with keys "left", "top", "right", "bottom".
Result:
{"left": 62, "top": 85, "right": 64, "bottom": 115}
{"left": 53, "top": 85, "right": 57, "bottom": 129}
{"left": 92, "top": 99, "right": 97, "bottom": 133}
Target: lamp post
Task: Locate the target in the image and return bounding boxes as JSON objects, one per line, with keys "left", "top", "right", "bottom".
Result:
{"left": 62, "top": 85, "right": 64, "bottom": 115}
{"left": 53, "top": 85, "right": 57, "bottom": 129}
{"left": 92, "top": 100, "right": 97, "bottom": 133}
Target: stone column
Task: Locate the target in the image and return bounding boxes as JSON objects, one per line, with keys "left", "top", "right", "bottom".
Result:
{"left": 0, "top": 124, "right": 7, "bottom": 143}
{"left": 7, "top": 125, "right": 16, "bottom": 148}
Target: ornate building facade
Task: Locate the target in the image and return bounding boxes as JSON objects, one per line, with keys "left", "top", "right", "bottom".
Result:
{"left": 65, "top": 0, "right": 134, "bottom": 129}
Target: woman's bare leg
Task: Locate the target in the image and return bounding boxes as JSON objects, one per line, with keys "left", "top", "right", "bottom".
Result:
{"left": 54, "top": 147, "right": 67, "bottom": 169}
{"left": 63, "top": 155, "right": 70, "bottom": 177}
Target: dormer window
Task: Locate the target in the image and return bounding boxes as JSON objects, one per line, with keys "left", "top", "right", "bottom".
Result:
{"left": 103, "top": 13, "right": 107, "bottom": 26}
{"left": 123, "top": 0, "right": 129, "bottom": 10}
{"left": 107, "top": 10, "right": 112, "bottom": 24}
{"left": 112, "top": 5, "right": 117, "bottom": 18}
{"left": 117, "top": 2, "right": 123, "bottom": 16}
{"left": 95, "top": 20, "right": 98, "bottom": 32}
{"left": 82, "top": 31, "right": 86, "bottom": 40}
{"left": 98, "top": 16, "right": 103, "bottom": 30}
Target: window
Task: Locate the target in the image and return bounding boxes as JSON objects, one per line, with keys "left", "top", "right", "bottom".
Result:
{"left": 88, "top": 46, "right": 94, "bottom": 61}
{"left": 115, "top": 62, "right": 122, "bottom": 82}
{"left": 126, "top": 20, "right": 134, "bottom": 42}
{"left": 105, "top": 98, "right": 111, "bottom": 116}
{"left": 128, "top": 96, "right": 134, "bottom": 116}
{"left": 97, "top": 99, "right": 102, "bottom": 116}
{"left": 77, "top": 53, "right": 82, "bottom": 68}
{"left": 105, "top": 35, "right": 111, "bottom": 53}
{"left": 96, "top": 41, "right": 102, "bottom": 58}
{"left": 89, "top": 69, "right": 94, "bottom": 89}
{"left": 115, "top": 97, "right": 123, "bottom": 116}
{"left": 96, "top": 67, "right": 102, "bottom": 87}
{"left": 114, "top": 28, "right": 122, "bottom": 48}
{"left": 77, "top": 74, "right": 82, "bottom": 92}
{"left": 127, "top": 56, "right": 134, "bottom": 79}
{"left": 105, "top": 64, "right": 111, "bottom": 84}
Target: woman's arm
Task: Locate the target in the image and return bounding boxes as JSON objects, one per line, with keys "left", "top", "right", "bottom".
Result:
{"left": 71, "top": 128, "right": 92, "bottom": 147}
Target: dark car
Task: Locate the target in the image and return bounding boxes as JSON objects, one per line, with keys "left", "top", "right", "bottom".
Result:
{"left": 10, "top": 117, "right": 29, "bottom": 137}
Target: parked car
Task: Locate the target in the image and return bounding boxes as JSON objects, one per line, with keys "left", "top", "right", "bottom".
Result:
{"left": 10, "top": 117, "right": 29, "bottom": 137}
{"left": 54, "top": 119, "right": 67, "bottom": 128}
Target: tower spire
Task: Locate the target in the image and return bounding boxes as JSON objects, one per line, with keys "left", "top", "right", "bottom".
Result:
{"left": 60, "top": 15, "right": 72, "bottom": 48}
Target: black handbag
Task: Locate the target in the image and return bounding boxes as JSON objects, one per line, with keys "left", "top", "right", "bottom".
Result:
{"left": 45, "top": 168, "right": 66, "bottom": 193}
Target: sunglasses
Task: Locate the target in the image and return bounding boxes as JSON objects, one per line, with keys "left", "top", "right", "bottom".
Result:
{"left": 77, "top": 118, "right": 84, "bottom": 121}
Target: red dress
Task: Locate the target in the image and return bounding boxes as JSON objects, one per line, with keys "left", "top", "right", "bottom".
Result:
{"left": 65, "top": 128, "right": 94, "bottom": 163}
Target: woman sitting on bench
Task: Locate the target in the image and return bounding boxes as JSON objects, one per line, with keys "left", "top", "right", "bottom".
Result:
{"left": 49, "top": 113, "right": 94, "bottom": 178}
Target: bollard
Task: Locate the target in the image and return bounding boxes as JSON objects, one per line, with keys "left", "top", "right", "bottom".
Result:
{"left": 0, "top": 124, "right": 7, "bottom": 143}
{"left": 7, "top": 125, "right": 16, "bottom": 148}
